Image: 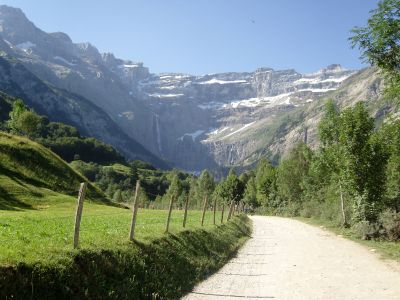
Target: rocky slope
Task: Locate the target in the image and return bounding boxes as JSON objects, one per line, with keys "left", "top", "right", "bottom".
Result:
{"left": 0, "top": 5, "right": 388, "bottom": 172}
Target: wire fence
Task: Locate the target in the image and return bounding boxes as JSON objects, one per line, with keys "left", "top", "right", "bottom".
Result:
{"left": 0, "top": 181, "right": 248, "bottom": 255}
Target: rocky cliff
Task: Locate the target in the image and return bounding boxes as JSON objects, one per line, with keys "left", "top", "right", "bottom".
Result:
{"left": 0, "top": 5, "right": 387, "bottom": 172}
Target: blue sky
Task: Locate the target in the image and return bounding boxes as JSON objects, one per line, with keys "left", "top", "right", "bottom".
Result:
{"left": 0, "top": 0, "right": 378, "bottom": 74}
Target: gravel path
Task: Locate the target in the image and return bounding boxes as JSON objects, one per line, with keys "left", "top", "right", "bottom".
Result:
{"left": 182, "top": 216, "right": 400, "bottom": 300}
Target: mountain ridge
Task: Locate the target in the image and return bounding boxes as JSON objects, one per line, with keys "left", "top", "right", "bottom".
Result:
{"left": 0, "top": 4, "right": 386, "bottom": 173}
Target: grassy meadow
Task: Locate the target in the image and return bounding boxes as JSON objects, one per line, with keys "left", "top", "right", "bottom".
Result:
{"left": 0, "top": 198, "right": 228, "bottom": 265}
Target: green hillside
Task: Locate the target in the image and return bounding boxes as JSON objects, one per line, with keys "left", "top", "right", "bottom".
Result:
{"left": 0, "top": 131, "right": 106, "bottom": 210}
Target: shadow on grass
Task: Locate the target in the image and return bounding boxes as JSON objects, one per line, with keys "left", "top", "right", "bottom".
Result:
{"left": 0, "top": 185, "right": 32, "bottom": 211}
{"left": 0, "top": 216, "right": 251, "bottom": 300}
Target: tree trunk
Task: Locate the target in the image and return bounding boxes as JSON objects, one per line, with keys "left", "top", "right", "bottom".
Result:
{"left": 339, "top": 181, "right": 347, "bottom": 226}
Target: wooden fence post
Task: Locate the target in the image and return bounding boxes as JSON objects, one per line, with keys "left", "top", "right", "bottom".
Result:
{"left": 220, "top": 204, "right": 225, "bottom": 224}
{"left": 213, "top": 198, "right": 217, "bottom": 225}
{"left": 165, "top": 195, "right": 175, "bottom": 233}
{"left": 183, "top": 195, "right": 189, "bottom": 228}
{"left": 201, "top": 196, "right": 208, "bottom": 226}
{"left": 129, "top": 180, "right": 141, "bottom": 241}
{"left": 73, "top": 182, "right": 87, "bottom": 249}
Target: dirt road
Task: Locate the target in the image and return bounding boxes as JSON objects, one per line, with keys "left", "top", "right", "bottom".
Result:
{"left": 183, "top": 216, "right": 400, "bottom": 300}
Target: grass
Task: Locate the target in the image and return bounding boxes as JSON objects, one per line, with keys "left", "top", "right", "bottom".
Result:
{"left": 0, "top": 131, "right": 106, "bottom": 210}
{"left": 0, "top": 131, "right": 252, "bottom": 298}
{"left": 0, "top": 201, "right": 234, "bottom": 265}
{"left": 0, "top": 212, "right": 250, "bottom": 299}
{"left": 296, "top": 216, "right": 400, "bottom": 262}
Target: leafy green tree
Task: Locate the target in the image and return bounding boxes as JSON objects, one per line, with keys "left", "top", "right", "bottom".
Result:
{"left": 188, "top": 170, "right": 215, "bottom": 208}
{"left": 243, "top": 176, "right": 258, "bottom": 208}
{"left": 379, "top": 119, "right": 400, "bottom": 212}
{"left": 7, "top": 99, "right": 43, "bottom": 138}
{"left": 255, "top": 158, "right": 276, "bottom": 206}
{"left": 162, "top": 173, "right": 183, "bottom": 207}
{"left": 7, "top": 99, "right": 26, "bottom": 132}
{"left": 17, "top": 111, "right": 43, "bottom": 138}
{"left": 318, "top": 100, "right": 341, "bottom": 147}
{"left": 317, "top": 100, "right": 349, "bottom": 224}
{"left": 225, "top": 168, "right": 245, "bottom": 203}
{"left": 351, "top": 0, "right": 400, "bottom": 99}
{"left": 339, "top": 103, "right": 387, "bottom": 222}
{"left": 214, "top": 168, "right": 244, "bottom": 205}
{"left": 275, "top": 143, "right": 313, "bottom": 214}
{"left": 197, "top": 170, "right": 215, "bottom": 199}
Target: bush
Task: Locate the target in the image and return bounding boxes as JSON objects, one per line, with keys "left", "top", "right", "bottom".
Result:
{"left": 353, "top": 221, "right": 380, "bottom": 240}
{"left": 379, "top": 210, "right": 400, "bottom": 241}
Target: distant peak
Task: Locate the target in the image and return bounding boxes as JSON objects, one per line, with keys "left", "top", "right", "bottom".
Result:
{"left": 0, "top": 5, "right": 29, "bottom": 23}
{"left": 49, "top": 32, "right": 73, "bottom": 44}
{"left": 325, "top": 64, "right": 343, "bottom": 71}
{"left": 255, "top": 67, "right": 274, "bottom": 73}
{"left": 0, "top": 5, "right": 24, "bottom": 15}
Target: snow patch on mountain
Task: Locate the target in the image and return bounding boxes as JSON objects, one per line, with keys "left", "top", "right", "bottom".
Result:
{"left": 147, "top": 93, "right": 184, "bottom": 98}
{"left": 197, "top": 78, "right": 248, "bottom": 85}
{"left": 223, "top": 122, "right": 256, "bottom": 139}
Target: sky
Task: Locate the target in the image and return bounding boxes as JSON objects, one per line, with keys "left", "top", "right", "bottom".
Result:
{"left": 0, "top": 0, "right": 379, "bottom": 75}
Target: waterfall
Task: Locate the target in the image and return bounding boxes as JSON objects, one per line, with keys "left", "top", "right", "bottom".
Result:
{"left": 154, "top": 114, "right": 162, "bottom": 155}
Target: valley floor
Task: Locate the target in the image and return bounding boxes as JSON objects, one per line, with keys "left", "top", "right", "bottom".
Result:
{"left": 183, "top": 216, "right": 400, "bottom": 300}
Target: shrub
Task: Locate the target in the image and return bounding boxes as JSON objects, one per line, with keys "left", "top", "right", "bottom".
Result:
{"left": 379, "top": 210, "right": 400, "bottom": 241}
{"left": 353, "top": 221, "right": 380, "bottom": 240}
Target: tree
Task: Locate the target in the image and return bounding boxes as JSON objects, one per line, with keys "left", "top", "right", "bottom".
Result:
{"left": 379, "top": 119, "right": 400, "bottom": 212}
{"left": 339, "top": 103, "right": 387, "bottom": 222}
{"left": 7, "top": 100, "right": 43, "bottom": 138}
{"left": 214, "top": 169, "right": 244, "bottom": 205}
{"left": 243, "top": 176, "right": 258, "bottom": 208}
{"left": 318, "top": 100, "right": 340, "bottom": 147}
{"left": 17, "top": 111, "right": 43, "bottom": 138}
{"left": 162, "top": 173, "right": 183, "bottom": 208}
{"left": 351, "top": 0, "right": 400, "bottom": 99}
{"left": 7, "top": 99, "right": 26, "bottom": 132}
{"left": 255, "top": 158, "right": 276, "bottom": 206}
{"left": 275, "top": 143, "right": 312, "bottom": 214}
{"left": 318, "top": 100, "right": 348, "bottom": 225}
{"left": 197, "top": 170, "right": 215, "bottom": 200}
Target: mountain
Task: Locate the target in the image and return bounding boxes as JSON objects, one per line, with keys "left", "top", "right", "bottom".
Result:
{"left": 0, "top": 6, "right": 168, "bottom": 168}
{"left": 0, "top": 5, "right": 388, "bottom": 172}
{"left": 126, "top": 64, "right": 356, "bottom": 170}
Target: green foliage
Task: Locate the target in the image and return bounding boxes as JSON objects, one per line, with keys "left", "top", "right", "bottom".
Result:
{"left": 251, "top": 98, "right": 397, "bottom": 240}
{"left": 255, "top": 158, "right": 276, "bottom": 206}
{"left": 339, "top": 103, "right": 387, "bottom": 222}
{"left": 162, "top": 172, "right": 183, "bottom": 207}
{"left": 4, "top": 97, "right": 124, "bottom": 164}
{"left": 380, "top": 118, "right": 400, "bottom": 211}
{"left": 0, "top": 132, "right": 106, "bottom": 210}
{"left": 39, "top": 136, "right": 124, "bottom": 164}
{"left": 379, "top": 209, "right": 400, "bottom": 240}
{"left": 214, "top": 168, "right": 244, "bottom": 205}
{"left": 195, "top": 170, "right": 215, "bottom": 205}
{"left": 7, "top": 99, "right": 43, "bottom": 138}
{"left": 275, "top": 143, "right": 312, "bottom": 214}
{"left": 318, "top": 100, "right": 340, "bottom": 147}
{"left": 243, "top": 176, "right": 257, "bottom": 208}
{"left": 351, "top": 0, "right": 400, "bottom": 100}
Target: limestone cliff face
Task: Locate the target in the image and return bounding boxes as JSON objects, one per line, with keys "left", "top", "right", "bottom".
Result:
{"left": 0, "top": 5, "right": 388, "bottom": 171}
{"left": 0, "top": 53, "right": 167, "bottom": 168}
